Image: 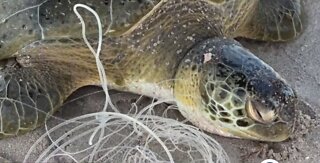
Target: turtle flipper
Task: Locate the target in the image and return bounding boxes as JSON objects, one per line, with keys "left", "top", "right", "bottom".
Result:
{"left": 225, "top": 0, "right": 303, "bottom": 41}
{"left": 0, "top": 39, "right": 102, "bottom": 139}
{"left": 0, "top": 58, "right": 62, "bottom": 138}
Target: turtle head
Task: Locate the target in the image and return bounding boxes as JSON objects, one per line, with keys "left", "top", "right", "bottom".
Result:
{"left": 174, "top": 38, "right": 297, "bottom": 142}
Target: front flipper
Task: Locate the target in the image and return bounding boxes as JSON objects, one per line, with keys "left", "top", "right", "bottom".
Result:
{"left": 226, "top": 0, "right": 303, "bottom": 41}
{"left": 0, "top": 58, "right": 60, "bottom": 138}
{"left": 0, "top": 40, "right": 100, "bottom": 139}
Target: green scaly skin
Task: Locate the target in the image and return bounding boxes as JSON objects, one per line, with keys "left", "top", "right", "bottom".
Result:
{"left": 0, "top": 0, "right": 301, "bottom": 142}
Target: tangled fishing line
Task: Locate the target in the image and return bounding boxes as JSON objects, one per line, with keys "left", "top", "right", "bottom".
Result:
{"left": 21, "top": 3, "right": 230, "bottom": 163}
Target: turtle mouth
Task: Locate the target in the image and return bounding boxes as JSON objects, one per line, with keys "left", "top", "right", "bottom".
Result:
{"left": 203, "top": 114, "right": 292, "bottom": 142}
{"left": 239, "top": 121, "right": 293, "bottom": 142}
{"left": 200, "top": 97, "right": 294, "bottom": 142}
{"left": 226, "top": 98, "right": 294, "bottom": 142}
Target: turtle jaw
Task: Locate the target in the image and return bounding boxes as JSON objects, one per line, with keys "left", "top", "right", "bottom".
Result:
{"left": 175, "top": 99, "right": 294, "bottom": 142}
{"left": 194, "top": 93, "right": 297, "bottom": 142}
{"left": 211, "top": 109, "right": 295, "bottom": 142}
{"left": 242, "top": 122, "right": 294, "bottom": 142}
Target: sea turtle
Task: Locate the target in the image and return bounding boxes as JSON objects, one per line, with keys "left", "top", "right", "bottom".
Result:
{"left": 0, "top": 0, "right": 302, "bottom": 142}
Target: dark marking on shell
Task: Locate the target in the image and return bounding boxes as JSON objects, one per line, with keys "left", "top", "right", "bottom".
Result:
{"left": 233, "top": 109, "right": 244, "bottom": 117}
{"left": 217, "top": 105, "right": 225, "bottom": 111}
{"left": 220, "top": 112, "right": 231, "bottom": 117}
{"left": 208, "top": 105, "right": 217, "bottom": 115}
{"left": 236, "top": 119, "right": 250, "bottom": 127}
{"left": 210, "top": 115, "right": 216, "bottom": 121}
{"left": 219, "top": 118, "right": 232, "bottom": 123}
{"left": 210, "top": 99, "right": 216, "bottom": 106}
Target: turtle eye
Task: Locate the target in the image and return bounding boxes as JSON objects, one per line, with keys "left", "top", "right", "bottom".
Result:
{"left": 245, "top": 99, "right": 276, "bottom": 124}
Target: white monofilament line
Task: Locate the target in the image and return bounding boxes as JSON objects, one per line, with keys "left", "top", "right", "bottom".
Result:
{"left": 72, "top": 4, "right": 175, "bottom": 163}
{"left": 73, "top": 4, "right": 116, "bottom": 113}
